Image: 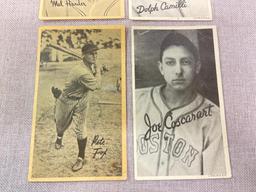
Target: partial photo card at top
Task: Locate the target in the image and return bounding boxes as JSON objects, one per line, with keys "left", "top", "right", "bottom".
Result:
{"left": 29, "top": 25, "right": 126, "bottom": 182}
{"left": 39, "top": 0, "right": 124, "bottom": 20}
{"left": 132, "top": 26, "right": 231, "bottom": 180}
{"left": 129, "top": 0, "right": 212, "bottom": 20}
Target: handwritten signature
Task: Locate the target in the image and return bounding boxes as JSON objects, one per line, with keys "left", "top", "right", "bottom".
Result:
{"left": 50, "top": 0, "right": 87, "bottom": 7}
{"left": 91, "top": 135, "right": 108, "bottom": 159}
{"left": 144, "top": 104, "right": 214, "bottom": 140}
{"left": 136, "top": 0, "right": 187, "bottom": 15}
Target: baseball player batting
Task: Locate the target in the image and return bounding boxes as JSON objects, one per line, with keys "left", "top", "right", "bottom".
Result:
{"left": 135, "top": 32, "right": 226, "bottom": 177}
{"left": 52, "top": 42, "right": 101, "bottom": 172}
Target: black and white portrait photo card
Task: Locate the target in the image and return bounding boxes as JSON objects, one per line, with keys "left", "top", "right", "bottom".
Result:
{"left": 132, "top": 26, "right": 231, "bottom": 180}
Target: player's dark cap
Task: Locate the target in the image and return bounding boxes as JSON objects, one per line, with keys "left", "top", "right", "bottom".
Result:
{"left": 82, "top": 42, "right": 99, "bottom": 55}
{"left": 160, "top": 32, "right": 199, "bottom": 62}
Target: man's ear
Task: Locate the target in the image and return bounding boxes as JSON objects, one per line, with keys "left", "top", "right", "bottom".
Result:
{"left": 158, "top": 61, "right": 164, "bottom": 76}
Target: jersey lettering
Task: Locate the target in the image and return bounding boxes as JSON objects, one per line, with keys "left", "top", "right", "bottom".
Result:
{"left": 149, "top": 133, "right": 160, "bottom": 154}
{"left": 172, "top": 138, "right": 186, "bottom": 158}
{"left": 138, "top": 135, "right": 148, "bottom": 155}
{"left": 182, "top": 145, "right": 199, "bottom": 167}
{"left": 137, "top": 134, "right": 199, "bottom": 167}
{"left": 163, "top": 132, "right": 175, "bottom": 154}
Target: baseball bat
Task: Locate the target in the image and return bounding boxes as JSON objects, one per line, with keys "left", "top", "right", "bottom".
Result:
{"left": 48, "top": 43, "right": 83, "bottom": 60}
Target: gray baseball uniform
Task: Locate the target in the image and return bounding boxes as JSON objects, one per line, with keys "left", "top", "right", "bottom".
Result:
{"left": 135, "top": 85, "right": 226, "bottom": 177}
{"left": 55, "top": 61, "right": 98, "bottom": 140}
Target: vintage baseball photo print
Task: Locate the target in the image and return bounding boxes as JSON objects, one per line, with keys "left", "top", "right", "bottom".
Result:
{"left": 29, "top": 25, "right": 126, "bottom": 182}
{"left": 132, "top": 26, "right": 231, "bottom": 180}
{"left": 129, "top": 0, "right": 212, "bottom": 20}
{"left": 39, "top": 0, "right": 124, "bottom": 20}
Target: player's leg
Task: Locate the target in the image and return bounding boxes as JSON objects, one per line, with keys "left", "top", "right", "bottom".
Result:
{"left": 71, "top": 99, "right": 89, "bottom": 172}
{"left": 54, "top": 97, "right": 76, "bottom": 149}
{"left": 55, "top": 133, "right": 64, "bottom": 150}
{"left": 72, "top": 137, "right": 87, "bottom": 172}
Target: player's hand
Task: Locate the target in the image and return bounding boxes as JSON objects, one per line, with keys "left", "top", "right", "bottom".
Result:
{"left": 51, "top": 86, "right": 62, "bottom": 99}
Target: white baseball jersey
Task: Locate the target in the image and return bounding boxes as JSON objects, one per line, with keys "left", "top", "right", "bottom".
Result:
{"left": 135, "top": 85, "right": 226, "bottom": 177}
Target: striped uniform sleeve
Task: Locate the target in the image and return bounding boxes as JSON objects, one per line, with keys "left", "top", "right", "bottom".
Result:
{"left": 78, "top": 72, "right": 97, "bottom": 91}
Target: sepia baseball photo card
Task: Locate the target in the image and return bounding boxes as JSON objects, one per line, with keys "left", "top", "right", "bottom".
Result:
{"left": 129, "top": 0, "right": 212, "bottom": 20}
{"left": 39, "top": 0, "right": 125, "bottom": 20}
{"left": 132, "top": 26, "right": 231, "bottom": 180}
{"left": 29, "top": 25, "right": 127, "bottom": 182}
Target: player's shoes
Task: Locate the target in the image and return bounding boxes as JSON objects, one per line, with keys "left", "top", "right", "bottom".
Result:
{"left": 72, "top": 157, "right": 84, "bottom": 172}
{"left": 55, "top": 137, "right": 63, "bottom": 150}
{"left": 55, "top": 142, "right": 64, "bottom": 150}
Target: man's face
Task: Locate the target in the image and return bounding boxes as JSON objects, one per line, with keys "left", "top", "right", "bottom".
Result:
{"left": 83, "top": 50, "right": 97, "bottom": 64}
{"left": 158, "top": 45, "right": 200, "bottom": 91}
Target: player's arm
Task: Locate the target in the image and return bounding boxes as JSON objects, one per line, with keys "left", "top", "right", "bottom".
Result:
{"left": 79, "top": 72, "right": 98, "bottom": 91}
{"left": 202, "top": 110, "right": 226, "bottom": 176}
{"left": 94, "top": 63, "right": 102, "bottom": 89}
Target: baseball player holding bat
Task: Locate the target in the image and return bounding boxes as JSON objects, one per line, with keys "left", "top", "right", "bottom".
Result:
{"left": 135, "top": 32, "right": 226, "bottom": 177}
{"left": 52, "top": 42, "right": 101, "bottom": 172}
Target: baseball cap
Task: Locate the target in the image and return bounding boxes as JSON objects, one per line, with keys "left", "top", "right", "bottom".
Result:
{"left": 82, "top": 42, "right": 99, "bottom": 55}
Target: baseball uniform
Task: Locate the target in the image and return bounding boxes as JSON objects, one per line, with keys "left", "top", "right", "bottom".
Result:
{"left": 55, "top": 61, "right": 98, "bottom": 140}
{"left": 135, "top": 85, "right": 226, "bottom": 177}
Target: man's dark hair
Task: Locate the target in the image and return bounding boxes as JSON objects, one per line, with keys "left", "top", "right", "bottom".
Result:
{"left": 160, "top": 32, "right": 199, "bottom": 62}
